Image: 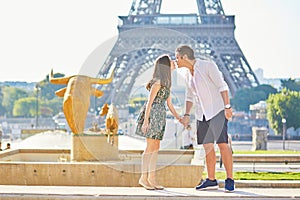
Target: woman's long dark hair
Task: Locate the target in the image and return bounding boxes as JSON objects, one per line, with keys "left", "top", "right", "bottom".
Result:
{"left": 146, "top": 54, "right": 172, "bottom": 91}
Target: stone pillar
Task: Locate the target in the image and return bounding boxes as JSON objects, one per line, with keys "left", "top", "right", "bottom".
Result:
{"left": 252, "top": 127, "right": 268, "bottom": 150}
{"left": 71, "top": 133, "right": 120, "bottom": 162}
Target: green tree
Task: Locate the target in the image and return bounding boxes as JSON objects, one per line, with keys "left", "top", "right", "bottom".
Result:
{"left": 280, "top": 78, "right": 300, "bottom": 91}
{"left": 31, "top": 72, "right": 65, "bottom": 117}
{"left": 231, "top": 84, "right": 277, "bottom": 112}
{"left": 266, "top": 88, "right": 300, "bottom": 135}
{"left": 1, "top": 71, "right": 65, "bottom": 117}
{"left": 0, "top": 87, "right": 6, "bottom": 115}
{"left": 41, "top": 98, "right": 63, "bottom": 116}
{"left": 13, "top": 96, "right": 63, "bottom": 117}
{"left": 231, "top": 88, "right": 265, "bottom": 112}
{"left": 254, "top": 84, "right": 278, "bottom": 96}
{"left": 39, "top": 72, "right": 65, "bottom": 100}
{"left": 2, "top": 86, "right": 28, "bottom": 116}
{"left": 13, "top": 97, "right": 36, "bottom": 117}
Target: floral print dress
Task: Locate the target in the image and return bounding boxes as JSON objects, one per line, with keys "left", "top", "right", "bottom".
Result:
{"left": 135, "top": 85, "right": 170, "bottom": 140}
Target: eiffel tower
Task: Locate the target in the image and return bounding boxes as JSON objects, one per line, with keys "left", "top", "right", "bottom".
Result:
{"left": 94, "top": 0, "right": 259, "bottom": 110}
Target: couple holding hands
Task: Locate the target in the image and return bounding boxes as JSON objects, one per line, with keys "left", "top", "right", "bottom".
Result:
{"left": 135, "top": 45, "right": 234, "bottom": 192}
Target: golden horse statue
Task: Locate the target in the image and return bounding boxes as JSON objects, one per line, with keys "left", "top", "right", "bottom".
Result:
{"left": 100, "top": 103, "right": 119, "bottom": 145}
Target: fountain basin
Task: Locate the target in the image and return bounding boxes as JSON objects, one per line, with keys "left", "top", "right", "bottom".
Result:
{"left": 0, "top": 149, "right": 203, "bottom": 187}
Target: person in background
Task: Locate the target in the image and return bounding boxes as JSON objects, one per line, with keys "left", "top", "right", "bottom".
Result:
{"left": 135, "top": 54, "right": 181, "bottom": 190}
{"left": 5, "top": 143, "right": 10, "bottom": 150}
{"left": 175, "top": 45, "right": 234, "bottom": 192}
{"left": 181, "top": 124, "right": 194, "bottom": 149}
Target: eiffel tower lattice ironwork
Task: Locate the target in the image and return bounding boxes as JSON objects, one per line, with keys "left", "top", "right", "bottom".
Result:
{"left": 95, "top": 0, "right": 259, "bottom": 110}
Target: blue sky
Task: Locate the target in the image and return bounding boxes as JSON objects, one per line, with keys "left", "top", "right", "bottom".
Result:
{"left": 0, "top": 0, "right": 299, "bottom": 82}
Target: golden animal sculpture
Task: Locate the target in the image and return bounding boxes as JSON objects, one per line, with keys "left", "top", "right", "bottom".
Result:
{"left": 49, "top": 69, "right": 114, "bottom": 134}
{"left": 100, "top": 103, "right": 119, "bottom": 145}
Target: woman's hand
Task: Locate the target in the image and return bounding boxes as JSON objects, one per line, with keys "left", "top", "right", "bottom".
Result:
{"left": 142, "top": 122, "right": 149, "bottom": 134}
{"left": 180, "top": 115, "right": 190, "bottom": 127}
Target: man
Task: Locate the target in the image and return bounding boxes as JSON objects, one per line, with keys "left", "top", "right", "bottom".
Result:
{"left": 5, "top": 143, "right": 10, "bottom": 150}
{"left": 181, "top": 124, "right": 194, "bottom": 149}
{"left": 175, "top": 45, "right": 234, "bottom": 192}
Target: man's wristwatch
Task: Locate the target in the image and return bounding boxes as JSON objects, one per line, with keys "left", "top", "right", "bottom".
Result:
{"left": 225, "top": 104, "right": 231, "bottom": 109}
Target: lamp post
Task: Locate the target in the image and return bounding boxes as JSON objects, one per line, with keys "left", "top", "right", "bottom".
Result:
{"left": 282, "top": 118, "right": 286, "bottom": 150}
{"left": 35, "top": 84, "right": 41, "bottom": 128}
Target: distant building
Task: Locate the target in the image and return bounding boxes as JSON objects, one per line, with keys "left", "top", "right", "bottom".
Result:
{"left": 254, "top": 68, "right": 300, "bottom": 90}
{"left": 254, "top": 68, "right": 264, "bottom": 83}
{"left": 249, "top": 101, "right": 267, "bottom": 119}
{"left": 228, "top": 101, "right": 271, "bottom": 141}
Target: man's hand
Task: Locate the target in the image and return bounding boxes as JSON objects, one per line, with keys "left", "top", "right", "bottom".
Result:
{"left": 225, "top": 108, "right": 233, "bottom": 120}
{"left": 180, "top": 115, "right": 190, "bottom": 127}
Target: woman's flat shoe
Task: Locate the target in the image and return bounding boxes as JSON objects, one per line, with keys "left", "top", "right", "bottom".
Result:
{"left": 139, "top": 179, "right": 155, "bottom": 190}
{"left": 153, "top": 185, "right": 164, "bottom": 190}
{"left": 148, "top": 181, "right": 164, "bottom": 190}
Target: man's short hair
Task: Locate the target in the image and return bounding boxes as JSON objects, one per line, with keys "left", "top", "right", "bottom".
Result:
{"left": 175, "top": 45, "right": 195, "bottom": 60}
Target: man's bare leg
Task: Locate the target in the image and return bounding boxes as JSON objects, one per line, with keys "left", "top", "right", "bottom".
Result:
{"left": 218, "top": 143, "right": 233, "bottom": 179}
{"left": 203, "top": 143, "right": 216, "bottom": 180}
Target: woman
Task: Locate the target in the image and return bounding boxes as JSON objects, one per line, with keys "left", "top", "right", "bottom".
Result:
{"left": 135, "top": 54, "right": 181, "bottom": 190}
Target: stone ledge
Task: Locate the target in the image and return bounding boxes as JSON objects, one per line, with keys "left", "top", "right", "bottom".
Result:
{"left": 1, "top": 186, "right": 300, "bottom": 200}
{"left": 218, "top": 180, "right": 300, "bottom": 188}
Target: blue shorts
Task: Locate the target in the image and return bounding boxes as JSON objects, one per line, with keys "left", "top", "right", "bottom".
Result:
{"left": 196, "top": 110, "right": 228, "bottom": 144}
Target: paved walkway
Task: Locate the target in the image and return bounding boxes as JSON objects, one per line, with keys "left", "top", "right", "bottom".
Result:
{"left": 1, "top": 185, "right": 300, "bottom": 200}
